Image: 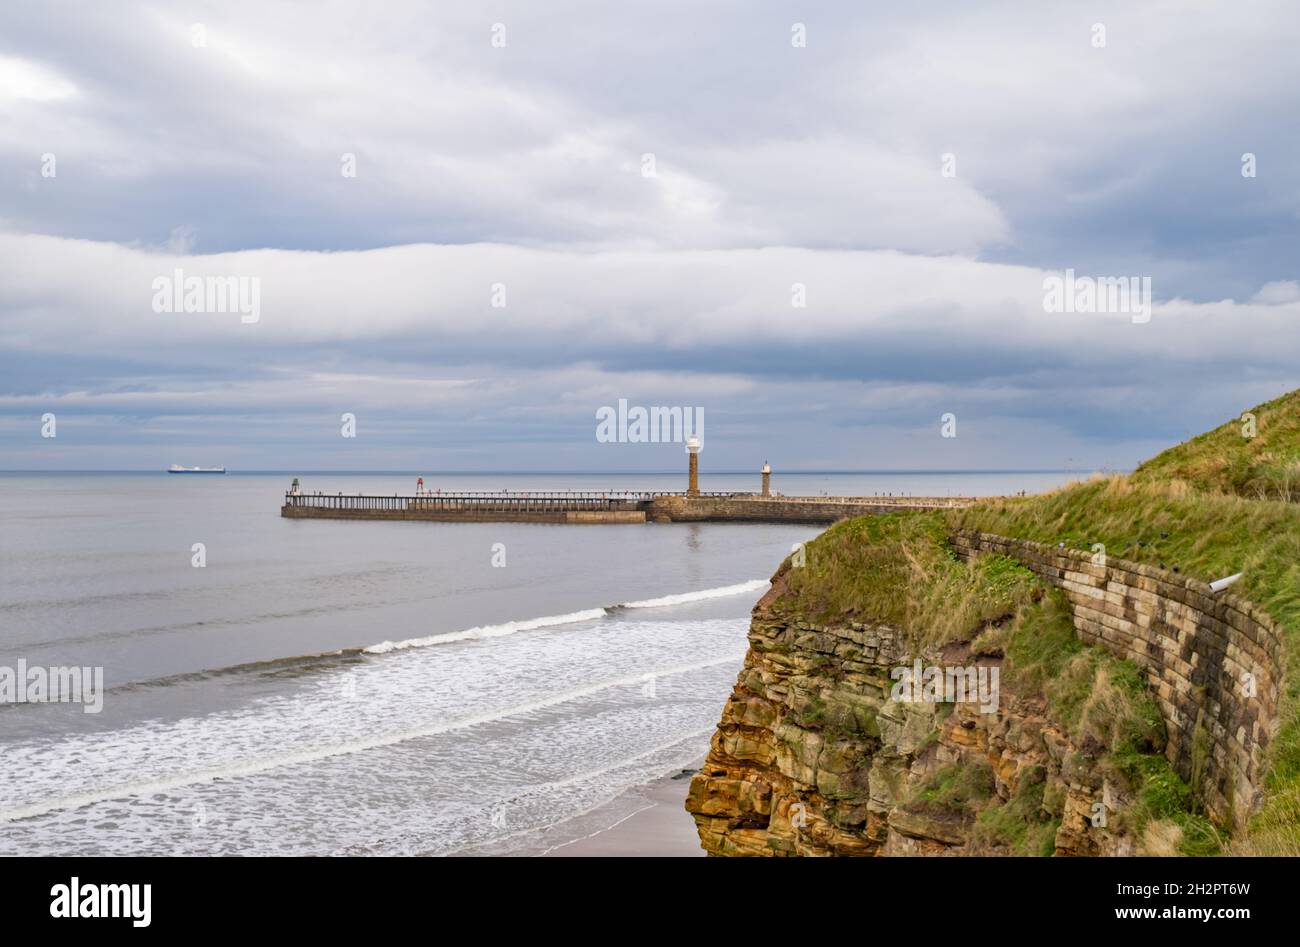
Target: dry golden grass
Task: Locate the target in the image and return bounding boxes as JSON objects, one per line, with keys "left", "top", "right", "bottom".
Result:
{"left": 1141, "top": 820, "right": 1185, "bottom": 856}
{"left": 1077, "top": 664, "right": 1158, "bottom": 753}
{"left": 1234, "top": 784, "right": 1300, "bottom": 855}
{"left": 776, "top": 511, "right": 1038, "bottom": 651}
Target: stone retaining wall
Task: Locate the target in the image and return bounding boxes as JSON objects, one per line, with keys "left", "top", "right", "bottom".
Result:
{"left": 950, "top": 529, "right": 1284, "bottom": 830}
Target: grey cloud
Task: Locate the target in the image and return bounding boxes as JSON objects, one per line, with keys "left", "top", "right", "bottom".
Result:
{"left": 2, "top": 1, "right": 1298, "bottom": 469}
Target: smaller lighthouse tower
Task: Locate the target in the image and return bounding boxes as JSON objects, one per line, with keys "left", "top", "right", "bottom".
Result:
{"left": 761, "top": 461, "right": 771, "bottom": 497}
{"left": 686, "top": 436, "right": 702, "bottom": 496}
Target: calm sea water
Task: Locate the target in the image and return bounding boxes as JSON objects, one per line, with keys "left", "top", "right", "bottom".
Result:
{"left": 0, "top": 470, "right": 1076, "bottom": 855}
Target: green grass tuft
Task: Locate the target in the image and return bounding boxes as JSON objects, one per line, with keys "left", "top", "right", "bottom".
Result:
{"left": 909, "top": 761, "right": 996, "bottom": 816}
{"left": 972, "top": 768, "right": 1060, "bottom": 856}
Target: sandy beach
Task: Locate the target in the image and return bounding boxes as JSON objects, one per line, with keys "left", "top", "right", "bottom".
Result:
{"left": 453, "top": 764, "right": 706, "bottom": 857}
{"left": 541, "top": 768, "right": 705, "bottom": 857}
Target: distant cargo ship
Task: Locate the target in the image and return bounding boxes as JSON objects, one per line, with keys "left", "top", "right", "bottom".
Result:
{"left": 167, "top": 465, "right": 227, "bottom": 474}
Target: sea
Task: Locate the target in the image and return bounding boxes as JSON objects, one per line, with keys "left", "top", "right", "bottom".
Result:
{"left": 0, "top": 470, "right": 1078, "bottom": 855}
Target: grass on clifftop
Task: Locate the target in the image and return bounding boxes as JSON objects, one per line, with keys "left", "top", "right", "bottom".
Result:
{"left": 950, "top": 476, "right": 1300, "bottom": 643}
{"left": 1132, "top": 387, "right": 1300, "bottom": 499}
{"left": 776, "top": 511, "right": 1039, "bottom": 649}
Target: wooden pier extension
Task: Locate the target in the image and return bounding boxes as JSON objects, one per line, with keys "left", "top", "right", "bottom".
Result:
{"left": 280, "top": 491, "right": 976, "bottom": 525}
{"left": 282, "top": 491, "right": 650, "bottom": 524}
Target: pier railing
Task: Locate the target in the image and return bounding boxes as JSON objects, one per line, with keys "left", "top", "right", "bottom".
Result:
{"left": 283, "top": 491, "right": 677, "bottom": 513}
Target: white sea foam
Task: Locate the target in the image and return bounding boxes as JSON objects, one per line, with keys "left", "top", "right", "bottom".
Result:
{"left": 621, "top": 579, "right": 767, "bottom": 609}
{"left": 364, "top": 608, "right": 607, "bottom": 654}
{"left": 0, "top": 653, "right": 743, "bottom": 824}
{"left": 362, "top": 580, "right": 767, "bottom": 654}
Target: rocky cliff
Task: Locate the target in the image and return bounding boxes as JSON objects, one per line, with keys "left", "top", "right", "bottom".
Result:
{"left": 686, "top": 528, "right": 1277, "bottom": 856}
{"left": 687, "top": 574, "right": 1124, "bottom": 855}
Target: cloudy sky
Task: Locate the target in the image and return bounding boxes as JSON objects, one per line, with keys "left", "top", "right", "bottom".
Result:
{"left": 2, "top": 0, "right": 1298, "bottom": 472}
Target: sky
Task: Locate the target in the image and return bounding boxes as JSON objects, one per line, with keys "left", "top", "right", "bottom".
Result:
{"left": 2, "top": 0, "right": 1299, "bottom": 472}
